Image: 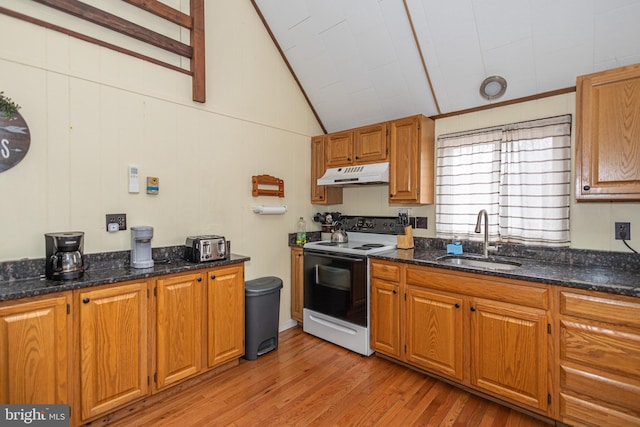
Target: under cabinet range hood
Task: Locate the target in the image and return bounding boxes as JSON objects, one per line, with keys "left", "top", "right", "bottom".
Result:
{"left": 318, "top": 162, "right": 389, "bottom": 186}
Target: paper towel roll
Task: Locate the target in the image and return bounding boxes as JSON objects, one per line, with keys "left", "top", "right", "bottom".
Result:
{"left": 251, "top": 205, "right": 287, "bottom": 215}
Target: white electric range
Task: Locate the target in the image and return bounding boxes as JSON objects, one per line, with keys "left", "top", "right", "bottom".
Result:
{"left": 302, "top": 216, "right": 400, "bottom": 356}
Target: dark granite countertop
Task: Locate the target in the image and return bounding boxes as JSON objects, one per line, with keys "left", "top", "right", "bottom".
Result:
{"left": 0, "top": 246, "right": 250, "bottom": 302}
{"left": 370, "top": 248, "right": 640, "bottom": 298}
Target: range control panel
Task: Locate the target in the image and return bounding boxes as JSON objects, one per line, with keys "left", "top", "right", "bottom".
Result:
{"left": 338, "top": 216, "right": 401, "bottom": 234}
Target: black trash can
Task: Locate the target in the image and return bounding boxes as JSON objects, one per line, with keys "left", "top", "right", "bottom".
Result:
{"left": 244, "top": 276, "right": 283, "bottom": 360}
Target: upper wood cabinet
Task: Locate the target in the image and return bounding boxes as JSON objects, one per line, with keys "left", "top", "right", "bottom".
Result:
{"left": 355, "top": 123, "right": 389, "bottom": 164}
{"left": 310, "top": 114, "right": 434, "bottom": 204}
{"left": 77, "top": 280, "right": 150, "bottom": 421}
{"left": 576, "top": 63, "right": 640, "bottom": 201}
{"left": 0, "top": 293, "right": 71, "bottom": 405}
{"left": 325, "top": 131, "right": 354, "bottom": 167}
{"left": 311, "top": 135, "right": 343, "bottom": 205}
{"left": 389, "top": 115, "right": 434, "bottom": 204}
{"left": 325, "top": 124, "right": 389, "bottom": 167}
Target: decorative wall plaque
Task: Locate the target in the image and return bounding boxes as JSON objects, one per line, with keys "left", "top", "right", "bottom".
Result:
{"left": 0, "top": 111, "right": 30, "bottom": 173}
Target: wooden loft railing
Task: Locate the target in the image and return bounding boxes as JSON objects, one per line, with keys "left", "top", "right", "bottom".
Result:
{"left": 0, "top": 0, "right": 206, "bottom": 102}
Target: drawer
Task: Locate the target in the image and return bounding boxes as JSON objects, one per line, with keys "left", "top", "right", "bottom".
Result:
{"left": 559, "top": 290, "right": 640, "bottom": 328}
{"left": 406, "top": 266, "right": 548, "bottom": 309}
{"left": 560, "top": 320, "right": 640, "bottom": 378}
{"left": 560, "top": 363, "right": 640, "bottom": 412}
{"left": 370, "top": 261, "right": 401, "bottom": 282}
{"left": 560, "top": 393, "right": 640, "bottom": 427}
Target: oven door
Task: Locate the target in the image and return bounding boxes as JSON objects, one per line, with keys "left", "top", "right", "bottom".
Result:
{"left": 303, "top": 249, "right": 367, "bottom": 326}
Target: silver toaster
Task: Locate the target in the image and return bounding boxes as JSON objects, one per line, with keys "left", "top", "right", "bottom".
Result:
{"left": 184, "top": 235, "right": 227, "bottom": 262}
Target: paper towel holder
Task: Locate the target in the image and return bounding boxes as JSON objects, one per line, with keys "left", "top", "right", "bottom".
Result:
{"left": 251, "top": 205, "right": 288, "bottom": 215}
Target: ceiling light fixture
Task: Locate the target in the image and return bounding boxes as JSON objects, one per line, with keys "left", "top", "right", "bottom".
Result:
{"left": 479, "top": 75, "right": 507, "bottom": 100}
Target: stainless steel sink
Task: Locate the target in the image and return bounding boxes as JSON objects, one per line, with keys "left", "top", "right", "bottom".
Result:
{"left": 437, "top": 255, "right": 521, "bottom": 270}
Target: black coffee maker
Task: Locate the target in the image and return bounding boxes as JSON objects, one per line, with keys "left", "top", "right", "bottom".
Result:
{"left": 45, "top": 232, "right": 85, "bottom": 280}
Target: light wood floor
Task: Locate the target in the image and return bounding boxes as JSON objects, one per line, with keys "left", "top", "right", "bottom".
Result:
{"left": 110, "top": 327, "right": 552, "bottom": 427}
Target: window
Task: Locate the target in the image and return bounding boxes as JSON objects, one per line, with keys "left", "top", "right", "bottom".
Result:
{"left": 436, "top": 115, "right": 572, "bottom": 247}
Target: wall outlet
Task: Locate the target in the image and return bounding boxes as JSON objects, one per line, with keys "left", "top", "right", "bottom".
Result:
{"left": 106, "top": 213, "right": 127, "bottom": 231}
{"left": 415, "top": 217, "right": 428, "bottom": 229}
{"left": 615, "top": 222, "right": 631, "bottom": 240}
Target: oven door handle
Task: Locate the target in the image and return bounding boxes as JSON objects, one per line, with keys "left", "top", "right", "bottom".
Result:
{"left": 306, "top": 252, "right": 365, "bottom": 262}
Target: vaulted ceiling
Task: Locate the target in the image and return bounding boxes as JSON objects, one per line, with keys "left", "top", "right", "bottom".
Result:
{"left": 253, "top": 0, "right": 640, "bottom": 133}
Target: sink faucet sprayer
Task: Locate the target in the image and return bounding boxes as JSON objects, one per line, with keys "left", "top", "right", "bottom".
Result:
{"left": 475, "top": 209, "right": 489, "bottom": 258}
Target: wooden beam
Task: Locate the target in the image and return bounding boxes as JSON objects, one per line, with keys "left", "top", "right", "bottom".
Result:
{"left": 32, "top": 0, "right": 192, "bottom": 57}
{"left": 190, "top": 0, "right": 205, "bottom": 103}
{"left": 0, "top": 6, "right": 190, "bottom": 75}
{"left": 430, "top": 87, "right": 576, "bottom": 120}
{"left": 122, "top": 0, "right": 193, "bottom": 29}
{"left": 403, "top": 0, "right": 441, "bottom": 115}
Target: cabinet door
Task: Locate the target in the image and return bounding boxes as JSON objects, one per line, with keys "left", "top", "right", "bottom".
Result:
{"left": 311, "top": 136, "right": 343, "bottom": 204}
{"left": 470, "top": 298, "right": 548, "bottom": 412}
{"left": 78, "top": 282, "right": 149, "bottom": 420}
{"left": 405, "top": 287, "right": 463, "bottom": 380}
{"left": 370, "top": 278, "right": 401, "bottom": 358}
{"left": 155, "top": 272, "right": 205, "bottom": 390}
{"left": 354, "top": 123, "right": 388, "bottom": 164}
{"left": 325, "top": 131, "right": 354, "bottom": 167}
{"left": 290, "top": 247, "right": 304, "bottom": 323}
{"left": 207, "top": 265, "right": 244, "bottom": 367}
{"left": 389, "top": 115, "right": 434, "bottom": 204}
{"left": 0, "top": 293, "right": 71, "bottom": 404}
{"left": 576, "top": 64, "right": 640, "bottom": 201}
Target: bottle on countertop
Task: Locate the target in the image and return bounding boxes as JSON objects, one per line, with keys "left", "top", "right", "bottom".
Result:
{"left": 296, "top": 217, "right": 307, "bottom": 245}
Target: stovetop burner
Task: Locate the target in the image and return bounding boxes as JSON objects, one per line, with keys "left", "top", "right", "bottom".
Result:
{"left": 317, "top": 242, "right": 338, "bottom": 246}
{"left": 352, "top": 243, "right": 385, "bottom": 250}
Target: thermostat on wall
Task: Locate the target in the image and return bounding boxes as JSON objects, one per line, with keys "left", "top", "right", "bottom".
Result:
{"left": 128, "top": 165, "right": 139, "bottom": 193}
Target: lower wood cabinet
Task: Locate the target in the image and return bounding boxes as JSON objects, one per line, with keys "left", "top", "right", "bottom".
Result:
{"left": 371, "top": 260, "right": 551, "bottom": 416}
{"left": 406, "top": 286, "right": 463, "bottom": 380}
{"left": 0, "top": 262, "right": 246, "bottom": 426}
{"left": 76, "top": 280, "right": 150, "bottom": 421}
{"left": 155, "top": 272, "right": 205, "bottom": 390}
{"left": 370, "top": 259, "right": 402, "bottom": 358}
{"left": 207, "top": 264, "right": 244, "bottom": 367}
{"left": 290, "top": 247, "right": 303, "bottom": 323}
{"left": 0, "top": 292, "right": 72, "bottom": 405}
{"left": 556, "top": 288, "right": 640, "bottom": 427}
{"left": 470, "top": 297, "right": 548, "bottom": 411}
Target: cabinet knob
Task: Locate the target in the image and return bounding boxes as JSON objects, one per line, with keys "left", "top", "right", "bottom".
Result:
{"left": 347, "top": 157, "right": 351, "bottom": 161}
{"left": 392, "top": 289, "right": 397, "bottom": 294}
{"left": 583, "top": 185, "right": 590, "bottom": 191}
{"left": 355, "top": 156, "right": 359, "bottom": 160}
{"left": 455, "top": 303, "right": 460, "bottom": 308}
{"left": 319, "top": 196, "right": 324, "bottom": 199}
{"left": 82, "top": 298, "right": 90, "bottom": 304}
{"left": 470, "top": 307, "right": 476, "bottom": 312}
{"left": 210, "top": 275, "right": 216, "bottom": 280}
{"left": 197, "top": 277, "right": 202, "bottom": 282}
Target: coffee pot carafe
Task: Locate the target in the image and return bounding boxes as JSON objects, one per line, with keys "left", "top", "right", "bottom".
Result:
{"left": 45, "top": 232, "right": 84, "bottom": 281}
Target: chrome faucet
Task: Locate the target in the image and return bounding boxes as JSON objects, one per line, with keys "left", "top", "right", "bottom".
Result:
{"left": 475, "top": 209, "right": 489, "bottom": 258}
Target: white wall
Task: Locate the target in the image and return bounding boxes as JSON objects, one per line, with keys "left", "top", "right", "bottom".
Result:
{"left": 322, "top": 93, "right": 640, "bottom": 252}
{"left": 0, "top": 1, "right": 322, "bottom": 326}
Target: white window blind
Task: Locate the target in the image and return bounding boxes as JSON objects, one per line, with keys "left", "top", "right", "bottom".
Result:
{"left": 436, "top": 115, "right": 572, "bottom": 247}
